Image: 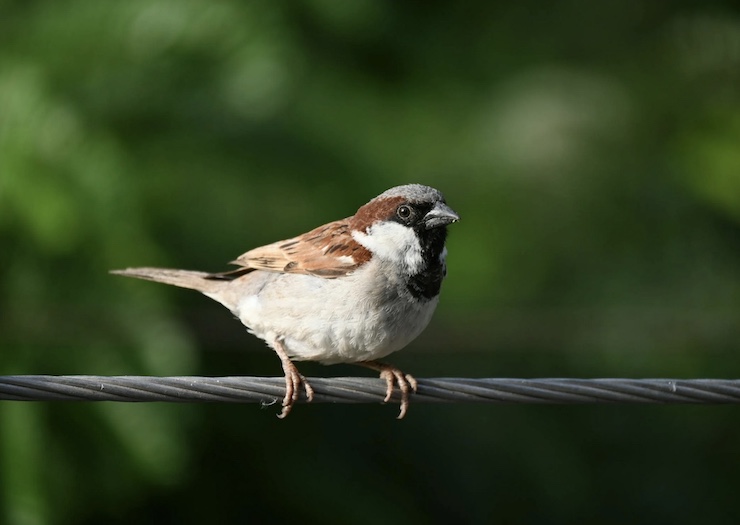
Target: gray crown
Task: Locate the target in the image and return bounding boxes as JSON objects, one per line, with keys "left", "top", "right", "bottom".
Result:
{"left": 377, "top": 184, "right": 445, "bottom": 203}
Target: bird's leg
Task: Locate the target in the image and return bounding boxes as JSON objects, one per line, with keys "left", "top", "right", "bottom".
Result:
{"left": 272, "top": 337, "right": 314, "bottom": 418}
{"left": 356, "top": 361, "right": 418, "bottom": 419}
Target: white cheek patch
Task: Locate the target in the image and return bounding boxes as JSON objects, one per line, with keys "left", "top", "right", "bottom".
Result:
{"left": 352, "top": 222, "right": 424, "bottom": 274}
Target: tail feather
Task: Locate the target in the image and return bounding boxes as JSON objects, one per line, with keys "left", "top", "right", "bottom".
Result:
{"left": 110, "top": 267, "right": 224, "bottom": 294}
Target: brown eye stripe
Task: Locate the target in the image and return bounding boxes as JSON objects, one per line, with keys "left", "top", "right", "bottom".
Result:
{"left": 350, "top": 196, "right": 405, "bottom": 232}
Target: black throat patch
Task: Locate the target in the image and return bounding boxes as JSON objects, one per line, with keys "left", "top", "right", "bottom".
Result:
{"left": 406, "top": 226, "right": 448, "bottom": 300}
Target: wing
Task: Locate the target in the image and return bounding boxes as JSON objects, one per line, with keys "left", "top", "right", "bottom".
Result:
{"left": 229, "top": 219, "right": 371, "bottom": 278}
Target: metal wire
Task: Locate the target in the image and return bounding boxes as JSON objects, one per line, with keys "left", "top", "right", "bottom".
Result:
{"left": 1, "top": 376, "right": 740, "bottom": 405}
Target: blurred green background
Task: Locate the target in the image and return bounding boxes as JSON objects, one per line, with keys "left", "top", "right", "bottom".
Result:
{"left": 2, "top": 1, "right": 740, "bottom": 524}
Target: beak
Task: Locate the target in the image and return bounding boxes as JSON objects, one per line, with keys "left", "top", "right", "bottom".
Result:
{"left": 424, "top": 202, "right": 460, "bottom": 230}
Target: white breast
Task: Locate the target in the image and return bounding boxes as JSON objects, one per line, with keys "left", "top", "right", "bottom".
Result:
{"left": 229, "top": 258, "right": 439, "bottom": 364}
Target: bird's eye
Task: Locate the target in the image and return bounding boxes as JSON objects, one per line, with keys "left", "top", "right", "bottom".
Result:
{"left": 397, "top": 205, "right": 412, "bottom": 220}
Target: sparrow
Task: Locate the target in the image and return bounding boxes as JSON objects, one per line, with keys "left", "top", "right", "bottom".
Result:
{"left": 111, "top": 184, "right": 459, "bottom": 418}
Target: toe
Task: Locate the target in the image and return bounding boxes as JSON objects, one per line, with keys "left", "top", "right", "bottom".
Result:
{"left": 406, "top": 374, "right": 418, "bottom": 392}
{"left": 303, "top": 378, "right": 315, "bottom": 402}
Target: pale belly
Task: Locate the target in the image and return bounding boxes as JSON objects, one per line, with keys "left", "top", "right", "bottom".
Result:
{"left": 232, "top": 266, "right": 439, "bottom": 364}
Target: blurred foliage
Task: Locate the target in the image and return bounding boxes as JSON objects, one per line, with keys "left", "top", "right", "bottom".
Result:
{"left": 1, "top": 1, "right": 740, "bottom": 524}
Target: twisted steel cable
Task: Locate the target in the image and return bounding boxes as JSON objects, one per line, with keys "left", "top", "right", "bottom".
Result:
{"left": 1, "top": 376, "right": 740, "bottom": 405}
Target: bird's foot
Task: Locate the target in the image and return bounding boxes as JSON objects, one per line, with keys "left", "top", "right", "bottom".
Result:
{"left": 358, "top": 361, "right": 417, "bottom": 419}
{"left": 278, "top": 360, "right": 314, "bottom": 419}
{"left": 273, "top": 337, "right": 314, "bottom": 419}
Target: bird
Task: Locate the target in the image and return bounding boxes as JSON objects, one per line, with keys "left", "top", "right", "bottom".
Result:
{"left": 111, "top": 184, "right": 459, "bottom": 418}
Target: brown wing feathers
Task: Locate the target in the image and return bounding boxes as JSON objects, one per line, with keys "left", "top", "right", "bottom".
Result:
{"left": 228, "top": 219, "right": 371, "bottom": 278}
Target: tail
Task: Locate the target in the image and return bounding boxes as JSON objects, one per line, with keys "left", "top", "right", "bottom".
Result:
{"left": 110, "top": 267, "right": 226, "bottom": 295}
